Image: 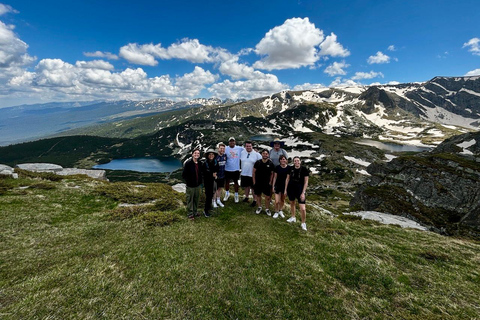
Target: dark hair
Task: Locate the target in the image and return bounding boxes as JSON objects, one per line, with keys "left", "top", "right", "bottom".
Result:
{"left": 278, "top": 155, "right": 287, "bottom": 161}
{"left": 293, "top": 156, "right": 301, "bottom": 162}
{"left": 192, "top": 148, "right": 200, "bottom": 155}
{"left": 244, "top": 140, "right": 252, "bottom": 146}
{"left": 261, "top": 149, "right": 269, "bottom": 154}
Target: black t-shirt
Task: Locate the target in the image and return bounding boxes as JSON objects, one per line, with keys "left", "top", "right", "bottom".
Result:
{"left": 254, "top": 159, "right": 274, "bottom": 183}
{"left": 288, "top": 166, "right": 309, "bottom": 185}
{"left": 274, "top": 165, "right": 290, "bottom": 187}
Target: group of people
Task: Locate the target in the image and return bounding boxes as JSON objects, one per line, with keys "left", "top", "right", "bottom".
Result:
{"left": 181, "top": 137, "right": 310, "bottom": 231}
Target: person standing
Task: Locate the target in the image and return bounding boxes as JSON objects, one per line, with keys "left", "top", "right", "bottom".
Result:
{"left": 252, "top": 149, "right": 275, "bottom": 216}
{"left": 239, "top": 141, "right": 261, "bottom": 205}
{"left": 224, "top": 137, "right": 244, "bottom": 203}
{"left": 272, "top": 154, "right": 289, "bottom": 219}
{"left": 202, "top": 149, "right": 218, "bottom": 217}
{"left": 214, "top": 142, "right": 227, "bottom": 208}
{"left": 182, "top": 149, "right": 202, "bottom": 220}
{"left": 284, "top": 156, "right": 310, "bottom": 231}
{"left": 269, "top": 138, "right": 288, "bottom": 167}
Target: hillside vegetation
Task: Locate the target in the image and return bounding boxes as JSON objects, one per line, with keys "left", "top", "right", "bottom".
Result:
{"left": 1, "top": 173, "right": 479, "bottom": 319}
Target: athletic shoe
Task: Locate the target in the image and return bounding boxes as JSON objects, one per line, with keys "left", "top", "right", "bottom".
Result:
{"left": 234, "top": 193, "right": 239, "bottom": 203}
{"left": 255, "top": 207, "right": 262, "bottom": 214}
{"left": 212, "top": 201, "right": 218, "bottom": 208}
{"left": 286, "top": 217, "right": 296, "bottom": 223}
{"left": 265, "top": 209, "right": 272, "bottom": 216}
{"left": 249, "top": 200, "right": 257, "bottom": 207}
{"left": 216, "top": 199, "right": 224, "bottom": 207}
{"left": 223, "top": 191, "right": 230, "bottom": 201}
{"left": 273, "top": 212, "right": 279, "bottom": 219}
{"left": 301, "top": 223, "right": 307, "bottom": 231}
{"left": 278, "top": 210, "right": 285, "bottom": 218}
{"left": 204, "top": 211, "right": 211, "bottom": 218}
{"left": 242, "top": 197, "right": 249, "bottom": 203}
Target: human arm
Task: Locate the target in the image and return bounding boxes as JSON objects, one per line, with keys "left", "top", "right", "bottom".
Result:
{"left": 300, "top": 176, "right": 309, "bottom": 202}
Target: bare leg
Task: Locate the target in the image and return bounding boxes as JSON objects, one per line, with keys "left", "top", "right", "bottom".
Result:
{"left": 265, "top": 196, "right": 271, "bottom": 210}
{"left": 299, "top": 203, "right": 306, "bottom": 223}
{"left": 290, "top": 200, "right": 296, "bottom": 218}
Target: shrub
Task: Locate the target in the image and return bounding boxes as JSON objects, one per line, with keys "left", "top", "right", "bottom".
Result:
{"left": 95, "top": 182, "right": 181, "bottom": 204}
{"left": 15, "top": 169, "right": 63, "bottom": 181}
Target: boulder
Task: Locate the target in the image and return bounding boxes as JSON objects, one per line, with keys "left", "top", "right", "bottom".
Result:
{"left": 56, "top": 168, "right": 108, "bottom": 181}
{"left": 0, "top": 164, "right": 17, "bottom": 179}
{"left": 16, "top": 163, "right": 63, "bottom": 172}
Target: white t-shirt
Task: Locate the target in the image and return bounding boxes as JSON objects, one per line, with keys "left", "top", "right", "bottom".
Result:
{"left": 240, "top": 150, "right": 261, "bottom": 177}
{"left": 225, "top": 145, "right": 245, "bottom": 172}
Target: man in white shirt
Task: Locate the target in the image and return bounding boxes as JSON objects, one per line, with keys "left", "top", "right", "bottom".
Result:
{"left": 224, "top": 137, "right": 244, "bottom": 203}
{"left": 239, "top": 141, "right": 261, "bottom": 204}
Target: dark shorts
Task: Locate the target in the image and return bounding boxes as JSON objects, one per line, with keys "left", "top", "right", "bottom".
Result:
{"left": 240, "top": 175, "right": 254, "bottom": 188}
{"left": 225, "top": 171, "right": 240, "bottom": 182}
{"left": 254, "top": 183, "right": 272, "bottom": 196}
{"left": 287, "top": 185, "right": 306, "bottom": 204}
{"left": 274, "top": 184, "right": 285, "bottom": 194}
{"left": 216, "top": 178, "right": 225, "bottom": 189}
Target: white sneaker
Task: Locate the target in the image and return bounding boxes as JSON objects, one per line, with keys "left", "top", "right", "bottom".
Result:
{"left": 212, "top": 201, "right": 218, "bottom": 208}
{"left": 301, "top": 223, "right": 307, "bottom": 231}
{"left": 265, "top": 209, "right": 272, "bottom": 216}
{"left": 216, "top": 199, "right": 224, "bottom": 207}
{"left": 255, "top": 207, "right": 262, "bottom": 214}
{"left": 273, "top": 212, "right": 279, "bottom": 219}
{"left": 279, "top": 210, "right": 285, "bottom": 218}
{"left": 286, "top": 217, "right": 296, "bottom": 223}
{"left": 223, "top": 192, "right": 230, "bottom": 201}
{"left": 234, "top": 193, "right": 239, "bottom": 203}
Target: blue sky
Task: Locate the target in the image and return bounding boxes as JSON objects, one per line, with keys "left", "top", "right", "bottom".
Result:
{"left": 0, "top": 0, "right": 479, "bottom": 107}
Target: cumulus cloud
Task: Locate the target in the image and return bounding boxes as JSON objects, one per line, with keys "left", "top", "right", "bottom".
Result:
{"left": 367, "top": 51, "right": 390, "bottom": 64}
{"left": 208, "top": 74, "right": 287, "bottom": 100}
{"left": 292, "top": 83, "right": 325, "bottom": 91}
{"left": 83, "top": 51, "right": 119, "bottom": 60}
{"left": 463, "top": 38, "right": 480, "bottom": 56}
{"left": 387, "top": 45, "right": 396, "bottom": 51}
{"left": 319, "top": 33, "right": 350, "bottom": 57}
{"left": 0, "top": 4, "right": 18, "bottom": 15}
{"left": 119, "top": 43, "right": 163, "bottom": 66}
{"left": 324, "top": 61, "right": 350, "bottom": 76}
{"left": 0, "top": 21, "right": 36, "bottom": 70}
{"left": 465, "top": 68, "right": 480, "bottom": 76}
{"left": 75, "top": 60, "right": 114, "bottom": 70}
{"left": 351, "top": 71, "right": 384, "bottom": 80}
{"left": 329, "top": 77, "right": 359, "bottom": 87}
{"left": 253, "top": 17, "right": 324, "bottom": 70}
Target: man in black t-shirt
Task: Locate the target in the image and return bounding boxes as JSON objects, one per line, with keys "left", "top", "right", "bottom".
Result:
{"left": 252, "top": 149, "right": 275, "bottom": 216}
{"left": 285, "top": 156, "right": 310, "bottom": 231}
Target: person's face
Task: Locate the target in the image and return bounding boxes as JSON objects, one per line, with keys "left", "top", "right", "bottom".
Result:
{"left": 208, "top": 153, "right": 215, "bottom": 160}
{"left": 274, "top": 142, "right": 281, "bottom": 150}
{"left": 245, "top": 143, "right": 252, "bottom": 152}
{"left": 229, "top": 140, "right": 235, "bottom": 147}
{"left": 262, "top": 151, "right": 269, "bottom": 159}
{"left": 218, "top": 145, "right": 225, "bottom": 155}
{"left": 280, "top": 157, "right": 287, "bottom": 165}
{"left": 192, "top": 150, "right": 200, "bottom": 159}
{"left": 294, "top": 157, "right": 301, "bottom": 167}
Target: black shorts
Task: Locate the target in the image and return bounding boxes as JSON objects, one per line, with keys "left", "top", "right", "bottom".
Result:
{"left": 287, "top": 185, "right": 306, "bottom": 204}
{"left": 254, "top": 183, "right": 271, "bottom": 196}
{"left": 225, "top": 171, "right": 240, "bottom": 182}
{"left": 274, "top": 184, "right": 285, "bottom": 194}
{"left": 216, "top": 178, "right": 225, "bottom": 189}
{"left": 240, "top": 175, "right": 254, "bottom": 188}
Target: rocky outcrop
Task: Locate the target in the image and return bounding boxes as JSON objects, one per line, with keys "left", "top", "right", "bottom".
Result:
{"left": 15, "top": 163, "right": 108, "bottom": 180}
{"left": 0, "top": 164, "right": 18, "bottom": 179}
{"left": 351, "top": 132, "right": 480, "bottom": 238}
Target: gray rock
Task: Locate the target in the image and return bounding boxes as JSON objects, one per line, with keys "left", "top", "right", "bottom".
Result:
{"left": 0, "top": 164, "right": 14, "bottom": 175}
{"left": 56, "top": 168, "right": 108, "bottom": 181}
{"left": 16, "top": 163, "right": 63, "bottom": 172}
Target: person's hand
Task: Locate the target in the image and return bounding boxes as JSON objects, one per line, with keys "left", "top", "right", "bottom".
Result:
{"left": 300, "top": 192, "right": 305, "bottom": 201}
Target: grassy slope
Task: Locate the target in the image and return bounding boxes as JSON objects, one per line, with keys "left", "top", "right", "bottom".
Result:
{"left": 1, "top": 175, "right": 479, "bottom": 319}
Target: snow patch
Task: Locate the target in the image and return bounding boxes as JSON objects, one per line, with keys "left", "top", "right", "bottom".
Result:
{"left": 344, "top": 156, "right": 371, "bottom": 167}
{"left": 344, "top": 211, "right": 428, "bottom": 231}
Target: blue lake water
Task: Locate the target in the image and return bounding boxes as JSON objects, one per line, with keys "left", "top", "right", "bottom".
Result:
{"left": 356, "top": 139, "right": 432, "bottom": 153}
{"left": 93, "top": 157, "right": 182, "bottom": 173}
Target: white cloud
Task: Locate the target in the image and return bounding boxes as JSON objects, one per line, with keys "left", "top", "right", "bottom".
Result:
{"left": 253, "top": 17, "right": 324, "bottom": 70}
{"left": 83, "top": 51, "right": 119, "bottom": 60}
{"left": 351, "top": 71, "right": 384, "bottom": 80}
{"left": 463, "top": 38, "right": 480, "bottom": 56}
{"left": 465, "top": 68, "right": 480, "bottom": 76}
{"left": 329, "top": 77, "right": 359, "bottom": 87}
{"left": 319, "top": 33, "right": 350, "bottom": 57}
{"left": 387, "top": 45, "right": 396, "bottom": 51}
{"left": 293, "top": 83, "right": 325, "bottom": 91}
{"left": 75, "top": 60, "right": 114, "bottom": 70}
{"left": 0, "top": 4, "right": 18, "bottom": 15}
{"left": 119, "top": 43, "right": 162, "bottom": 66}
{"left": 208, "top": 75, "right": 287, "bottom": 100}
{"left": 175, "top": 66, "right": 218, "bottom": 97}
{"left": 324, "top": 61, "right": 350, "bottom": 76}
{"left": 0, "top": 21, "right": 36, "bottom": 71}
{"left": 367, "top": 51, "right": 391, "bottom": 64}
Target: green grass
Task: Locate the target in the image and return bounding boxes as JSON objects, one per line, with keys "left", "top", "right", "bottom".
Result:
{"left": 1, "top": 176, "right": 479, "bottom": 319}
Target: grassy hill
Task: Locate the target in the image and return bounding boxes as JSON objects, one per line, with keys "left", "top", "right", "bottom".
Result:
{"left": 1, "top": 173, "right": 479, "bottom": 319}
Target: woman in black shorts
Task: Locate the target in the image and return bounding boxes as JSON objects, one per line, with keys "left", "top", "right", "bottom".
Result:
{"left": 284, "top": 156, "right": 309, "bottom": 231}
{"left": 272, "top": 155, "right": 289, "bottom": 219}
